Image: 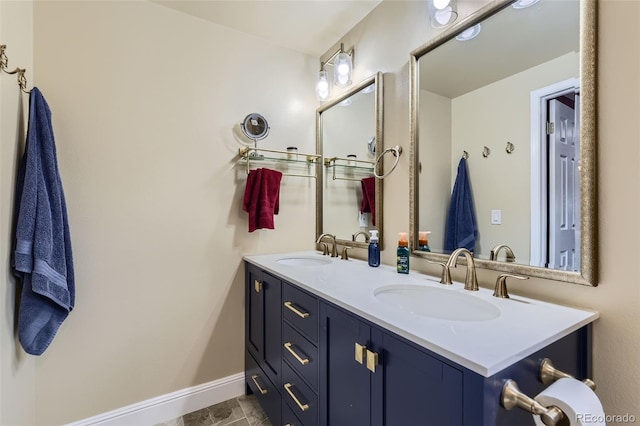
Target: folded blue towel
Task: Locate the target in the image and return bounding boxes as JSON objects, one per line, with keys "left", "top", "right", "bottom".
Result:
{"left": 13, "top": 87, "right": 75, "bottom": 355}
{"left": 444, "top": 158, "right": 478, "bottom": 253}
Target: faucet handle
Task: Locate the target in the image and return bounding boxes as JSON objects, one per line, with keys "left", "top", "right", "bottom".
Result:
{"left": 319, "top": 242, "right": 329, "bottom": 256}
{"left": 341, "top": 246, "right": 352, "bottom": 260}
{"left": 493, "top": 273, "right": 529, "bottom": 298}
{"left": 426, "top": 260, "right": 453, "bottom": 285}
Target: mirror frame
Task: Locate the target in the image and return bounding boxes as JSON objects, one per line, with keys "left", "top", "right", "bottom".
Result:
{"left": 316, "top": 72, "right": 384, "bottom": 249}
{"left": 409, "top": 0, "right": 597, "bottom": 286}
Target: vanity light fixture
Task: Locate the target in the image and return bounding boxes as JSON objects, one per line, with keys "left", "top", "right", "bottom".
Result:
{"left": 339, "top": 98, "right": 353, "bottom": 106}
{"left": 455, "top": 24, "right": 481, "bottom": 41}
{"left": 316, "top": 66, "right": 331, "bottom": 101}
{"left": 512, "top": 0, "right": 539, "bottom": 9}
{"left": 428, "top": 0, "right": 458, "bottom": 28}
{"left": 316, "top": 42, "right": 354, "bottom": 101}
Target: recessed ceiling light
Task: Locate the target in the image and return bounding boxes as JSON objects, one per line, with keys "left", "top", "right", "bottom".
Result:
{"left": 512, "top": 0, "right": 539, "bottom": 9}
{"left": 456, "top": 24, "right": 482, "bottom": 41}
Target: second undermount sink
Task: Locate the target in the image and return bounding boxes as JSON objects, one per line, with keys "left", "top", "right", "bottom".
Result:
{"left": 275, "top": 256, "right": 332, "bottom": 267}
{"left": 374, "top": 285, "right": 501, "bottom": 322}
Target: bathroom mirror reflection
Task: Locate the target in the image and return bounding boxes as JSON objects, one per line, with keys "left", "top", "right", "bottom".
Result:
{"left": 409, "top": 0, "right": 597, "bottom": 285}
{"left": 317, "top": 72, "right": 384, "bottom": 249}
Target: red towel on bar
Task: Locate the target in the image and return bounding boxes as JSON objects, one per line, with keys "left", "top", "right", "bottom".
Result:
{"left": 243, "top": 168, "right": 283, "bottom": 232}
{"left": 360, "top": 176, "right": 376, "bottom": 226}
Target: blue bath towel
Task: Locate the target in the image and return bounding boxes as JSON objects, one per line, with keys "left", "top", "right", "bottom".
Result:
{"left": 444, "top": 158, "right": 478, "bottom": 253}
{"left": 13, "top": 87, "right": 75, "bottom": 356}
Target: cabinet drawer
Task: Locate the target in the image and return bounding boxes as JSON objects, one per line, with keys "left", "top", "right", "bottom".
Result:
{"left": 283, "top": 322, "right": 319, "bottom": 391}
{"left": 283, "top": 283, "right": 318, "bottom": 343}
{"left": 282, "top": 399, "right": 302, "bottom": 426}
{"left": 282, "top": 362, "right": 318, "bottom": 426}
{"left": 245, "top": 351, "right": 281, "bottom": 425}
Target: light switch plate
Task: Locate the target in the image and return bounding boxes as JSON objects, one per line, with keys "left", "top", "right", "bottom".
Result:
{"left": 359, "top": 212, "right": 368, "bottom": 227}
{"left": 491, "top": 209, "right": 502, "bottom": 225}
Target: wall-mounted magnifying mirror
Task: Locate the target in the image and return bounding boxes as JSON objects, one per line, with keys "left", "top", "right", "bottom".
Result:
{"left": 317, "top": 72, "right": 384, "bottom": 249}
{"left": 241, "top": 113, "right": 270, "bottom": 142}
{"left": 409, "top": 0, "right": 597, "bottom": 285}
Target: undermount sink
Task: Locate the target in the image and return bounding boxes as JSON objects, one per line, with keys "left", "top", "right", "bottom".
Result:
{"left": 275, "top": 256, "right": 332, "bottom": 267}
{"left": 374, "top": 285, "right": 501, "bottom": 322}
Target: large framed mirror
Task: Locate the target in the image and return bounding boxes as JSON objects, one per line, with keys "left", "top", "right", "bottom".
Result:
{"left": 317, "top": 72, "right": 384, "bottom": 249}
{"left": 410, "top": 0, "right": 597, "bottom": 285}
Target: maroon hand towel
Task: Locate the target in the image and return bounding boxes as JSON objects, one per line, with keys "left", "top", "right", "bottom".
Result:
{"left": 360, "top": 176, "right": 376, "bottom": 226}
{"left": 243, "top": 168, "right": 283, "bottom": 232}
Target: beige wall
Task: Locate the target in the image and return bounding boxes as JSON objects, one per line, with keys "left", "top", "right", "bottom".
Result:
{"left": 1, "top": 0, "right": 638, "bottom": 424}
{"left": 329, "top": 0, "right": 640, "bottom": 420}
{"left": 0, "top": 1, "right": 36, "bottom": 425}
{"left": 3, "top": 0, "right": 317, "bottom": 424}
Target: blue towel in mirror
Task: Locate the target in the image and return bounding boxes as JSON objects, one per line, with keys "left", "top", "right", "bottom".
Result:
{"left": 444, "top": 158, "right": 478, "bottom": 253}
{"left": 13, "top": 87, "right": 75, "bottom": 356}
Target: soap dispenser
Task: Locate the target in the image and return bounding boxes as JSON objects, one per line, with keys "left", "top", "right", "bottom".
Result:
{"left": 418, "top": 231, "right": 431, "bottom": 252}
{"left": 397, "top": 232, "right": 410, "bottom": 274}
{"left": 368, "top": 230, "right": 380, "bottom": 267}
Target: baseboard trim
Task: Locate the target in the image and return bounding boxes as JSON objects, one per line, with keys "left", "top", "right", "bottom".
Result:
{"left": 67, "top": 372, "right": 245, "bottom": 426}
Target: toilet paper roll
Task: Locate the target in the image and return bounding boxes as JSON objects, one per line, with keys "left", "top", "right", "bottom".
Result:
{"left": 533, "top": 378, "right": 605, "bottom": 426}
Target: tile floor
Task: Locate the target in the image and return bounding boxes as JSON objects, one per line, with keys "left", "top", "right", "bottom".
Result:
{"left": 156, "top": 394, "right": 272, "bottom": 426}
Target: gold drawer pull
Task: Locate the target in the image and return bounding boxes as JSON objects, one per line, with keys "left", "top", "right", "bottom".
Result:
{"left": 366, "top": 349, "right": 379, "bottom": 373}
{"left": 284, "top": 301, "right": 310, "bottom": 319}
{"left": 355, "top": 342, "right": 366, "bottom": 365}
{"left": 254, "top": 280, "right": 262, "bottom": 293}
{"left": 251, "top": 374, "right": 268, "bottom": 395}
{"left": 284, "top": 383, "right": 309, "bottom": 412}
{"left": 284, "top": 342, "right": 310, "bottom": 365}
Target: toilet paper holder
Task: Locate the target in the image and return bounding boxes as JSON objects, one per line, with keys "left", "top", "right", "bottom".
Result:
{"left": 539, "top": 358, "right": 596, "bottom": 391}
{"left": 500, "top": 358, "right": 597, "bottom": 426}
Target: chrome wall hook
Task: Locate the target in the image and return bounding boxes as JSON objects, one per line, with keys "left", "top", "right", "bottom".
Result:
{"left": 506, "top": 141, "right": 515, "bottom": 154}
{"left": 482, "top": 146, "right": 491, "bottom": 158}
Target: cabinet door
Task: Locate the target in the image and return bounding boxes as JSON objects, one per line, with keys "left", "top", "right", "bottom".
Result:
{"left": 320, "top": 303, "right": 372, "bottom": 426}
{"left": 375, "top": 332, "right": 463, "bottom": 426}
{"left": 262, "top": 271, "right": 282, "bottom": 385}
{"left": 245, "top": 264, "right": 282, "bottom": 387}
{"left": 246, "top": 264, "right": 264, "bottom": 361}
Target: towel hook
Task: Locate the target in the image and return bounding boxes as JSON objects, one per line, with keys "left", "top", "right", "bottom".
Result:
{"left": 373, "top": 145, "right": 402, "bottom": 179}
{"left": 505, "top": 142, "right": 515, "bottom": 154}
{"left": 462, "top": 150, "right": 469, "bottom": 159}
{"left": 482, "top": 146, "right": 491, "bottom": 158}
{"left": 0, "top": 44, "right": 31, "bottom": 94}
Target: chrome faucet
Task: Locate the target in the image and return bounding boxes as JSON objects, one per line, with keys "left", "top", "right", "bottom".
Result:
{"left": 446, "top": 248, "right": 479, "bottom": 291}
{"left": 490, "top": 244, "right": 516, "bottom": 262}
{"left": 316, "top": 233, "right": 338, "bottom": 258}
{"left": 352, "top": 231, "right": 370, "bottom": 243}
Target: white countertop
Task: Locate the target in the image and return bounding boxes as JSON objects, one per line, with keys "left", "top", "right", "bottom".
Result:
{"left": 244, "top": 251, "right": 599, "bottom": 377}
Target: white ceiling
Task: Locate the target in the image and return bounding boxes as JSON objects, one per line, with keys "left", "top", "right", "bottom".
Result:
{"left": 151, "top": 0, "right": 382, "bottom": 57}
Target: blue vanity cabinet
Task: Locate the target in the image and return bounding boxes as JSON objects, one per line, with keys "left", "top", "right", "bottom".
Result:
{"left": 245, "top": 263, "right": 283, "bottom": 425}
{"left": 320, "top": 302, "right": 464, "bottom": 426}
{"left": 244, "top": 261, "right": 593, "bottom": 426}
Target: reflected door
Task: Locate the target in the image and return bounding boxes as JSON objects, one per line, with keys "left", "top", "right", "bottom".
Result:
{"left": 548, "top": 98, "right": 579, "bottom": 270}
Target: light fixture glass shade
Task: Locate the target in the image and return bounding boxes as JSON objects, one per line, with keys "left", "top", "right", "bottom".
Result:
{"left": 428, "top": 0, "right": 458, "bottom": 28}
{"left": 512, "top": 0, "right": 539, "bottom": 9}
{"left": 455, "top": 24, "right": 481, "bottom": 41}
{"left": 316, "top": 69, "right": 330, "bottom": 101}
{"left": 333, "top": 52, "right": 353, "bottom": 87}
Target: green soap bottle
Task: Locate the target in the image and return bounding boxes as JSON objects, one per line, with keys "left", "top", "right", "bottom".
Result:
{"left": 418, "top": 231, "right": 431, "bottom": 252}
{"left": 397, "top": 232, "right": 410, "bottom": 274}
